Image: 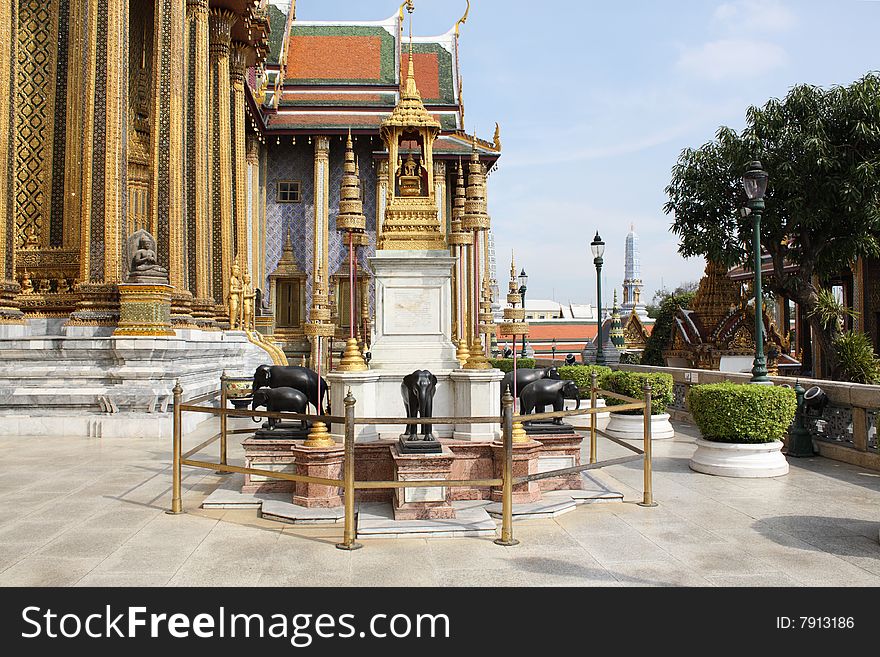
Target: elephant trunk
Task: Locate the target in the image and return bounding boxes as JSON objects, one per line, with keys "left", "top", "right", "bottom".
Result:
{"left": 251, "top": 399, "right": 262, "bottom": 423}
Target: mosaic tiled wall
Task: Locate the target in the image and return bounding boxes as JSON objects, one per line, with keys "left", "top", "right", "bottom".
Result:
{"left": 265, "top": 138, "right": 378, "bottom": 316}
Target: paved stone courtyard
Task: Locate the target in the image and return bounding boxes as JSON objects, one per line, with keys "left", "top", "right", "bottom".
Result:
{"left": 0, "top": 419, "right": 878, "bottom": 587}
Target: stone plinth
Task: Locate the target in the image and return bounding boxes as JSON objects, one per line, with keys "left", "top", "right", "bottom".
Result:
{"left": 368, "top": 250, "right": 459, "bottom": 371}
{"left": 114, "top": 283, "right": 175, "bottom": 336}
{"left": 241, "top": 437, "right": 298, "bottom": 494}
{"left": 391, "top": 444, "right": 456, "bottom": 520}
{"left": 291, "top": 443, "right": 344, "bottom": 508}
{"left": 353, "top": 439, "right": 397, "bottom": 503}
{"left": 529, "top": 431, "right": 584, "bottom": 491}
{"left": 491, "top": 440, "right": 543, "bottom": 504}
{"left": 447, "top": 441, "right": 494, "bottom": 500}
{"left": 327, "top": 368, "right": 502, "bottom": 442}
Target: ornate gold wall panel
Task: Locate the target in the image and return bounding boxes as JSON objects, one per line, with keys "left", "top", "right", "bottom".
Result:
{"left": 76, "top": 0, "right": 99, "bottom": 283}
{"left": 15, "top": 0, "right": 60, "bottom": 250}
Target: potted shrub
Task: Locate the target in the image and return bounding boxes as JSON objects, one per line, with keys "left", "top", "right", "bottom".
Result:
{"left": 558, "top": 365, "right": 612, "bottom": 430}
{"left": 601, "top": 371, "right": 675, "bottom": 440}
{"left": 687, "top": 383, "right": 796, "bottom": 478}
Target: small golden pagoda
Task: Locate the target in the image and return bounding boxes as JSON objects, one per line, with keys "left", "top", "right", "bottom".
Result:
{"left": 378, "top": 38, "right": 446, "bottom": 251}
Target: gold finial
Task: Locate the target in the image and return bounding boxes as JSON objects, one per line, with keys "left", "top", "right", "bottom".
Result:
{"left": 493, "top": 122, "right": 502, "bottom": 151}
{"left": 455, "top": 0, "right": 470, "bottom": 37}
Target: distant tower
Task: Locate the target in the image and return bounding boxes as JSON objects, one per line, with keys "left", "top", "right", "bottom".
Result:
{"left": 488, "top": 230, "right": 501, "bottom": 319}
{"left": 622, "top": 224, "right": 648, "bottom": 319}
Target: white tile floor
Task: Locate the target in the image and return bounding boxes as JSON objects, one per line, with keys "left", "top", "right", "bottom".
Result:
{"left": 0, "top": 417, "right": 878, "bottom": 587}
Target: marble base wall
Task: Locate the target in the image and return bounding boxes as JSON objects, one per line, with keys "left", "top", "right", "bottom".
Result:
{"left": 0, "top": 321, "right": 270, "bottom": 438}
{"left": 529, "top": 432, "right": 584, "bottom": 491}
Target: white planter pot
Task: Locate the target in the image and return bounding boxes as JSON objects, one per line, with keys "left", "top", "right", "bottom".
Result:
{"left": 689, "top": 438, "right": 789, "bottom": 478}
{"left": 604, "top": 412, "right": 674, "bottom": 440}
{"left": 564, "top": 398, "right": 609, "bottom": 431}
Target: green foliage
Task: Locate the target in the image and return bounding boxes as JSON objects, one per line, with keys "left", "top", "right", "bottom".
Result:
{"left": 664, "top": 74, "right": 880, "bottom": 374}
{"left": 810, "top": 288, "right": 858, "bottom": 332}
{"left": 686, "top": 383, "right": 796, "bottom": 443}
{"left": 619, "top": 352, "right": 643, "bottom": 365}
{"left": 642, "top": 291, "right": 697, "bottom": 366}
{"left": 556, "top": 365, "right": 613, "bottom": 398}
{"left": 489, "top": 358, "right": 536, "bottom": 373}
{"left": 601, "top": 371, "right": 674, "bottom": 415}
{"left": 832, "top": 332, "right": 880, "bottom": 384}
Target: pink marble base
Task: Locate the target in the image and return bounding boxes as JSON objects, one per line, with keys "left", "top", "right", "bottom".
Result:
{"left": 491, "top": 440, "right": 543, "bottom": 504}
{"left": 447, "top": 441, "right": 494, "bottom": 500}
{"left": 290, "top": 444, "right": 344, "bottom": 508}
{"left": 529, "top": 432, "right": 585, "bottom": 491}
{"left": 353, "top": 440, "right": 396, "bottom": 503}
{"left": 391, "top": 444, "right": 456, "bottom": 520}
{"left": 241, "top": 437, "right": 298, "bottom": 494}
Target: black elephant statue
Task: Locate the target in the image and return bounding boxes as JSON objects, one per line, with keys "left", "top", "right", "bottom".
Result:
{"left": 500, "top": 367, "right": 560, "bottom": 403}
{"left": 251, "top": 365, "right": 329, "bottom": 415}
{"left": 251, "top": 387, "right": 309, "bottom": 431}
{"left": 520, "top": 379, "right": 580, "bottom": 425}
{"left": 400, "top": 369, "right": 439, "bottom": 445}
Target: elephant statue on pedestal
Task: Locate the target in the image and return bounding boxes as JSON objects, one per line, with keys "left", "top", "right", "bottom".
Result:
{"left": 500, "top": 367, "right": 560, "bottom": 403}
{"left": 520, "top": 379, "right": 580, "bottom": 425}
{"left": 251, "top": 365, "right": 329, "bottom": 415}
{"left": 251, "top": 387, "right": 309, "bottom": 430}
{"left": 400, "top": 370, "right": 438, "bottom": 442}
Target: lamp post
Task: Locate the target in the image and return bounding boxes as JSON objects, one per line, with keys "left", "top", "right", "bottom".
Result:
{"left": 742, "top": 161, "right": 770, "bottom": 384}
{"left": 518, "top": 269, "right": 533, "bottom": 358}
{"left": 591, "top": 232, "right": 606, "bottom": 365}
{"left": 551, "top": 337, "right": 557, "bottom": 361}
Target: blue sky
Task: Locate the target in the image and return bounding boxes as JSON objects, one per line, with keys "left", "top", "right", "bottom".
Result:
{"left": 276, "top": 0, "right": 879, "bottom": 306}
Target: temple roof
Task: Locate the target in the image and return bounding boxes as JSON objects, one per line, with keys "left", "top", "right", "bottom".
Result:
{"left": 261, "top": 9, "right": 473, "bottom": 138}
{"left": 266, "top": 3, "right": 288, "bottom": 65}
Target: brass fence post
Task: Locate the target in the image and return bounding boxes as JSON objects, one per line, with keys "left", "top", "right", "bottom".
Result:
{"left": 167, "top": 381, "right": 183, "bottom": 515}
{"left": 590, "top": 370, "right": 598, "bottom": 464}
{"left": 494, "top": 388, "right": 519, "bottom": 547}
{"left": 217, "top": 371, "right": 229, "bottom": 474}
{"left": 638, "top": 380, "right": 658, "bottom": 508}
{"left": 336, "top": 389, "right": 363, "bottom": 551}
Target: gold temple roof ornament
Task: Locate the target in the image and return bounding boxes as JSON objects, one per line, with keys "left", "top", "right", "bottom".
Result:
{"left": 461, "top": 145, "right": 489, "bottom": 232}
{"left": 448, "top": 161, "right": 472, "bottom": 246}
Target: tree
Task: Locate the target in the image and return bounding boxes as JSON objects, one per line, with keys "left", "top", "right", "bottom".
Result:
{"left": 646, "top": 282, "right": 698, "bottom": 319}
{"left": 665, "top": 74, "right": 880, "bottom": 378}
{"left": 642, "top": 290, "right": 697, "bottom": 366}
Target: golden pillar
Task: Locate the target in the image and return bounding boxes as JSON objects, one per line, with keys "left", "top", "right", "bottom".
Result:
{"left": 151, "top": 0, "right": 191, "bottom": 325}
{"left": 186, "top": 0, "right": 215, "bottom": 325}
{"left": 61, "top": 0, "right": 86, "bottom": 251}
{"left": 72, "top": 0, "right": 129, "bottom": 325}
{"left": 310, "top": 135, "right": 332, "bottom": 366}
{"left": 449, "top": 162, "right": 471, "bottom": 365}
{"left": 0, "top": 0, "right": 23, "bottom": 323}
{"left": 247, "top": 138, "right": 262, "bottom": 292}
{"left": 230, "top": 41, "right": 249, "bottom": 272}
{"left": 208, "top": 8, "right": 236, "bottom": 322}
{"left": 434, "top": 160, "right": 447, "bottom": 237}
{"left": 375, "top": 159, "right": 389, "bottom": 246}
{"left": 462, "top": 148, "right": 491, "bottom": 369}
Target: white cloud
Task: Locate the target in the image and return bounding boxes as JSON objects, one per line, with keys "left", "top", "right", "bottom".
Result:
{"left": 712, "top": 0, "right": 796, "bottom": 33}
{"left": 676, "top": 39, "right": 789, "bottom": 82}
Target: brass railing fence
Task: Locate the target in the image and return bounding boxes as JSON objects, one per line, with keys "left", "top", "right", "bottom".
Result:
{"left": 168, "top": 370, "right": 657, "bottom": 549}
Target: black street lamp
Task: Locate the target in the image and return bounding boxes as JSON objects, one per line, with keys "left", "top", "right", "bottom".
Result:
{"left": 518, "top": 268, "right": 532, "bottom": 358}
{"left": 551, "top": 337, "right": 557, "bottom": 361}
{"left": 742, "top": 161, "right": 770, "bottom": 384}
{"left": 591, "top": 232, "right": 606, "bottom": 365}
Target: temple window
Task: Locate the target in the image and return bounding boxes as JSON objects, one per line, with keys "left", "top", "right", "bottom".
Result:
{"left": 277, "top": 180, "right": 302, "bottom": 203}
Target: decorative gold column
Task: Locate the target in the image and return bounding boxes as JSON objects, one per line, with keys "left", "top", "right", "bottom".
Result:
{"left": 151, "top": 0, "right": 192, "bottom": 326}
{"left": 208, "top": 8, "right": 236, "bottom": 323}
{"left": 72, "top": 0, "right": 129, "bottom": 326}
{"left": 334, "top": 132, "right": 368, "bottom": 372}
{"left": 449, "top": 163, "right": 471, "bottom": 365}
{"left": 62, "top": 0, "right": 86, "bottom": 251}
{"left": 303, "top": 270, "right": 335, "bottom": 447}
{"left": 434, "top": 159, "right": 447, "bottom": 236}
{"left": 186, "top": 0, "right": 215, "bottom": 326}
{"left": 500, "top": 253, "right": 529, "bottom": 443}
{"left": 310, "top": 135, "right": 331, "bottom": 365}
{"left": 375, "top": 159, "right": 389, "bottom": 246}
{"left": 230, "top": 41, "right": 249, "bottom": 271}
{"left": 462, "top": 148, "right": 491, "bottom": 369}
{"left": 247, "top": 138, "right": 261, "bottom": 291}
{"left": 0, "top": 0, "right": 23, "bottom": 323}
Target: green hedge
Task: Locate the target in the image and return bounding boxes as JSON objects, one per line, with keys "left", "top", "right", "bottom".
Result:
{"left": 686, "top": 383, "right": 796, "bottom": 443}
{"left": 557, "top": 365, "right": 613, "bottom": 398}
{"left": 600, "top": 371, "right": 674, "bottom": 415}
{"left": 489, "top": 358, "right": 536, "bottom": 373}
